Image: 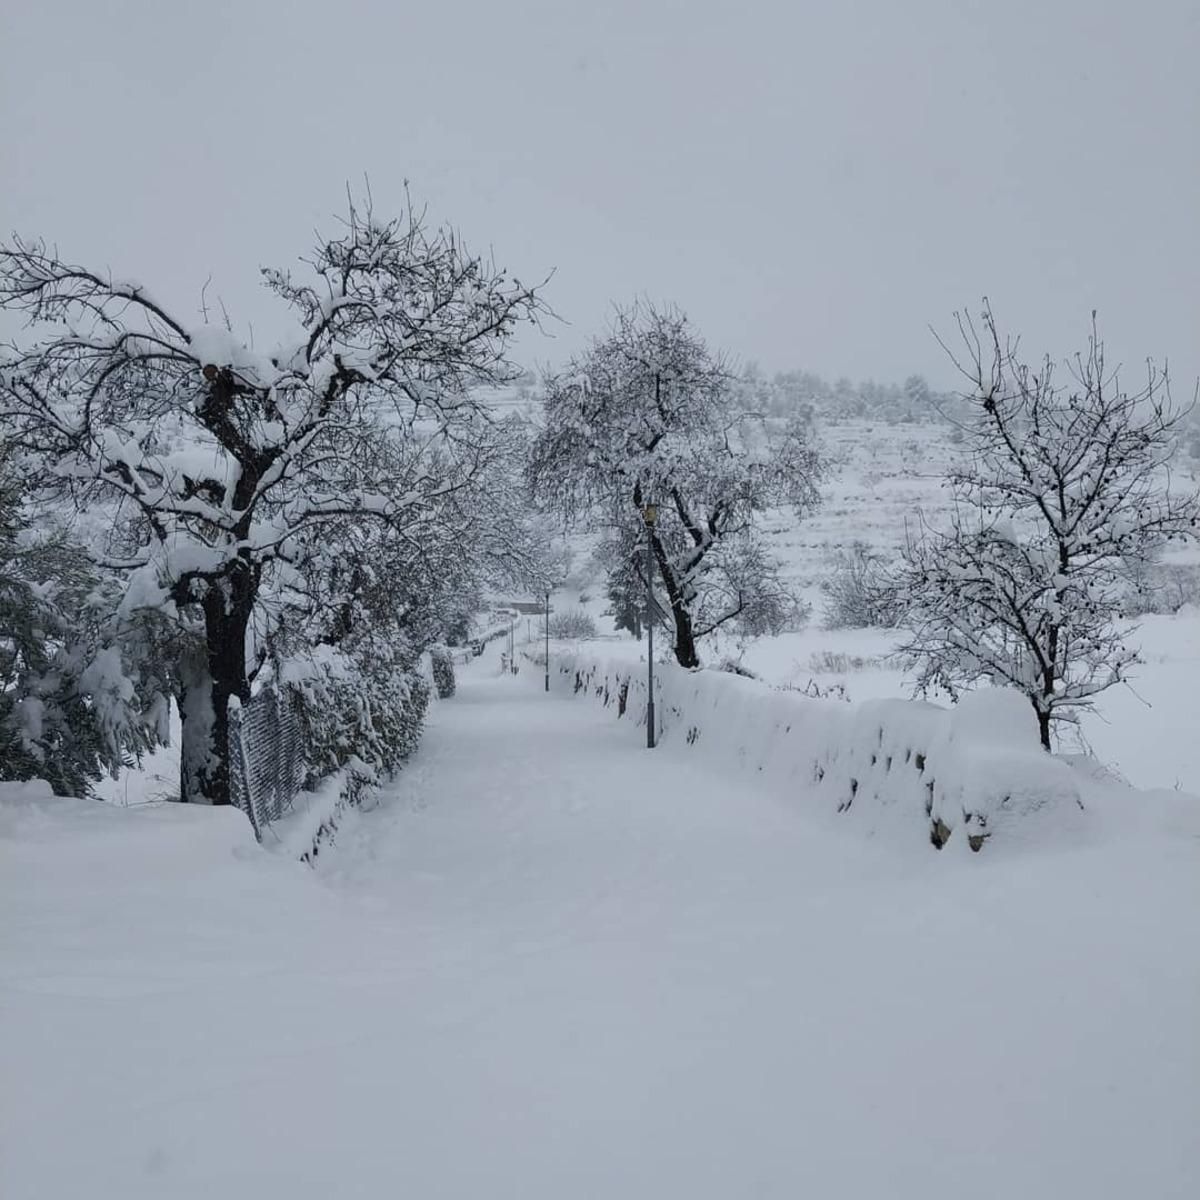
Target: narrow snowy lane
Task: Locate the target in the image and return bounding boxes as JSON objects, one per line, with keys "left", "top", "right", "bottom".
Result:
{"left": 3, "top": 662, "right": 1197, "bottom": 1199}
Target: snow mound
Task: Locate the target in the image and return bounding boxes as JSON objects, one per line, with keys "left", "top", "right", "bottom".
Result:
{"left": 926, "top": 690, "right": 1083, "bottom": 848}
{"left": 0, "top": 779, "right": 257, "bottom": 861}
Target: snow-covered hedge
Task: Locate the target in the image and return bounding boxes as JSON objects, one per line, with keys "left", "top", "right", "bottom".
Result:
{"left": 428, "top": 645, "right": 457, "bottom": 699}
{"left": 284, "top": 650, "right": 429, "bottom": 787}
{"left": 537, "top": 649, "right": 1082, "bottom": 852}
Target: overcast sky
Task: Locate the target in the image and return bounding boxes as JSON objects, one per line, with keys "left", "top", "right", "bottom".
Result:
{"left": 2, "top": 0, "right": 1197, "bottom": 389}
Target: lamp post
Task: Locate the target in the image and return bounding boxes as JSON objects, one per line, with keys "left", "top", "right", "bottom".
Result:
{"left": 544, "top": 588, "right": 551, "bottom": 692}
{"left": 643, "top": 502, "right": 657, "bottom": 749}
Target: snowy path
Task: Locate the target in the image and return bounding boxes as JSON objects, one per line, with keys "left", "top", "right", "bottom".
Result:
{"left": 3, "top": 662, "right": 1198, "bottom": 1198}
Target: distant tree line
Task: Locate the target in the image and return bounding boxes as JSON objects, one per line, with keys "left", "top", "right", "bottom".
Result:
{"left": 734, "top": 365, "right": 964, "bottom": 425}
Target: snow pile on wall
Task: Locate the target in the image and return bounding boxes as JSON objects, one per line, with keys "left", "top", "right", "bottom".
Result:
{"left": 539, "top": 649, "right": 1082, "bottom": 852}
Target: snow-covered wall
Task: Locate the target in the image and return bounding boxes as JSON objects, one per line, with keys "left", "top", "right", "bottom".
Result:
{"left": 534, "top": 648, "right": 1082, "bottom": 852}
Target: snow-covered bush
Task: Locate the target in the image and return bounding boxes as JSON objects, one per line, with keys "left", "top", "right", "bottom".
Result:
{"left": 1120, "top": 557, "right": 1200, "bottom": 616}
{"left": 806, "top": 650, "right": 888, "bottom": 674}
{"left": 429, "top": 645, "right": 456, "bottom": 699}
{"left": 715, "top": 655, "right": 759, "bottom": 679}
{"left": 0, "top": 462, "right": 166, "bottom": 794}
{"left": 821, "top": 541, "right": 901, "bottom": 629}
{"left": 1147, "top": 562, "right": 1200, "bottom": 613}
{"left": 283, "top": 644, "right": 429, "bottom": 787}
{"left": 548, "top": 609, "right": 598, "bottom": 639}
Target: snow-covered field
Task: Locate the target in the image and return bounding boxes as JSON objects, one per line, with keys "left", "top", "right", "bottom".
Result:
{"left": 3, "top": 653, "right": 1198, "bottom": 1198}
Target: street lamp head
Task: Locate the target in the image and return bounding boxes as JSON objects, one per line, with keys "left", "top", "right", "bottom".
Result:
{"left": 642, "top": 502, "right": 658, "bottom": 527}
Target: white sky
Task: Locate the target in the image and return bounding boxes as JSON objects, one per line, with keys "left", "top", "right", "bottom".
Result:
{"left": 2, "top": 0, "right": 1197, "bottom": 390}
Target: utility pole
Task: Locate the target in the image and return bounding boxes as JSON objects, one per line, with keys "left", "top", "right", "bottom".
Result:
{"left": 544, "top": 589, "right": 551, "bottom": 692}
{"left": 643, "top": 502, "right": 657, "bottom": 748}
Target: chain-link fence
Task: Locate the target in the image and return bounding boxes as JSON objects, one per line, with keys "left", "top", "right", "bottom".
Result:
{"left": 228, "top": 687, "right": 305, "bottom": 840}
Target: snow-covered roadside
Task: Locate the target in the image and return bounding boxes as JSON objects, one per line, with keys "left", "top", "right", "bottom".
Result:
{"left": 535, "top": 606, "right": 1200, "bottom": 795}
{"left": 3, "top": 662, "right": 1199, "bottom": 1199}
{"left": 536, "top": 645, "right": 1090, "bottom": 853}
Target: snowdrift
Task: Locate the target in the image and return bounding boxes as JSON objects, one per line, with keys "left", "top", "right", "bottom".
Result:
{"left": 538, "top": 649, "right": 1082, "bottom": 852}
{"left": 0, "top": 778, "right": 260, "bottom": 877}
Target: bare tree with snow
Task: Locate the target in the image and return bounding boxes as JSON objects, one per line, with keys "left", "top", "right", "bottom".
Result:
{"left": 0, "top": 197, "right": 547, "bottom": 804}
{"left": 528, "top": 303, "right": 821, "bottom": 667}
{"left": 900, "top": 303, "right": 1199, "bottom": 749}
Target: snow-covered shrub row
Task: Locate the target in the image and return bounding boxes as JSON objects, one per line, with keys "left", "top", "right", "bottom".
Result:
{"left": 537, "top": 649, "right": 1081, "bottom": 852}
{"left": 282, "top": 645, "right": 429, "bottom": 789}
{"left": 1120, "top": 559, "right": 1200, "bottom": 616}
{"left": 547, "top": 608, "right": 598, "bottom": 639}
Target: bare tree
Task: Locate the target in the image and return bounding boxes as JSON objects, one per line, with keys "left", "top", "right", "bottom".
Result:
{"left": 900, "top": 302, "right": 1198, "bottom": 748}
{"left": 0, "top": 197, "right": 547, "bottom": 804}
{"left": 528, "top": 302, "right": 821, "bottom": 667}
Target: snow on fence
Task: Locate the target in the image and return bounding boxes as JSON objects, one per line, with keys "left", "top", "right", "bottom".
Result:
{"left": 228, "top": 688, "right": 305, "bottom": 840}
{"left": 531, "top": 648, "right": 1082, "bottom": 853}
{"left": 267, "top": 768, "right": 370, "bottom": 865}
{"left": 228, "top": 688, "right": 375, "bottom": 859}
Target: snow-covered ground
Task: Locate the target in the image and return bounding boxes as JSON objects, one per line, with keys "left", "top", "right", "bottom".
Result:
{"left": 4, "top": 652, "right": 1198, "bottom": 1198}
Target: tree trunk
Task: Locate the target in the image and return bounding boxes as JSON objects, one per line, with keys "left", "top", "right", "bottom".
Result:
{"left": 670, "top": 599, "right": 700, "bottom": 669}
{"left": 178, "top": 570, "right": 256, "bottom": 806}
{"left": 643, "top": 525, "right": 701, "bottom": 669}
{"left": 1036, "top": 707, "right": 1052, "bottom": 752}
{"left": 1039, "top": 661, "right": 1057, "bottom": 752}
{"left": 1041, "top": 625, "right": 1060, "bottom": 752}
{"left": 176, "top": 643, "right": 207, "bottom": 804}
